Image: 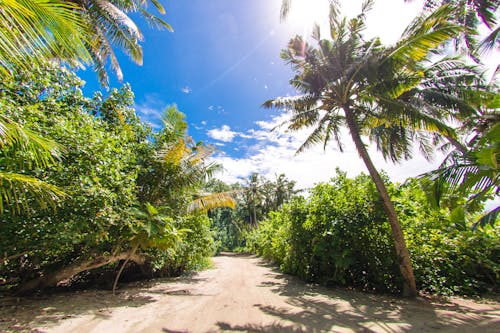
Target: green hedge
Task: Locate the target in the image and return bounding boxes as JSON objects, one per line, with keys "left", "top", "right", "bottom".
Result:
{"left": 246, "top": 172, "right": 499, "bottom": 295}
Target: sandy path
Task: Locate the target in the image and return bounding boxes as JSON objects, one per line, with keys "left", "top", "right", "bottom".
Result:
{"left": 0, "top": 253, "right": 499, "bottom": 332}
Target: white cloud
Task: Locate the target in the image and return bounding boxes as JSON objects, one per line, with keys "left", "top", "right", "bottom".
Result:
{"left": 208, "top": 105, "right": 225, "bottom": 114}
{"left": 145, "top": 121, "right": 162, "bottom": 130}
{"left": 207, "top": 125, "right": 239, "bottom": 142}
{"left": 135, "top": 94, "right": 164, "bottom": 126}
{"left": 181, "top": 86, "right": 192, "bottom": 94}
{"left": 136, "top": 105, "right": 162, "bottom": 119}
{"left": 238, "top": 133, "right": 253, "bottom": 139}
{"left": 212, "top": 114, "right": 445, "bottom": 190}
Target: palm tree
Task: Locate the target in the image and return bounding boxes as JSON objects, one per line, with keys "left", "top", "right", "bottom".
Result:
{"left": 71, "top": 0, "right": 173, "bottom": 84}
{"left": 137, "top": 105, "right": 235, "bottom": 212}
{"left": 0, "top": 0, "right": 172, "bottom": 84}
{"left": 264, "top": 1, "right": 465, "bottom": 297}
{"left": 263, "top": 173, "right": 297, "bottom": 211}
{"left": 244, "top": 173, "right": 264, "bottom": 225}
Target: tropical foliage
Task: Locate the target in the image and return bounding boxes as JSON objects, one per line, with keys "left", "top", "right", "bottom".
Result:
{"left": 0, "top": 0, "right": 91, "bottom": 76}
{"left": 246, "top": 171, "right": 499, "bottom": 295}
{"left": 0, "top": 0, "right": 171, "bottom": 84}
{"left": 0, "top": 0, "right": 497, "bottom": 301}
{"left": 0, "top": 66, "right": 221, "bottom": 292}
{"left": 413, "top": 0, "right": 500, "bottom": 57}
{"left": 265, "top": 0, "right": 483, "bottom": 296}
{"left": 207, "top": 173, "right": 297, "bottom": 253}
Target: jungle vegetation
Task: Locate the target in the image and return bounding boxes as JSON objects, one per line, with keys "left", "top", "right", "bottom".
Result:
{"left": 0, "top": 0, "right": 497, "bottom": 297}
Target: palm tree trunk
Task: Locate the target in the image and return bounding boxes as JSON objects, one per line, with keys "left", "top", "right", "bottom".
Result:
{"left": 252, "top": 205, "right": 258, "bottom": 226}
{"left": 344, "top": 107, "right": 417, "bottom": 297}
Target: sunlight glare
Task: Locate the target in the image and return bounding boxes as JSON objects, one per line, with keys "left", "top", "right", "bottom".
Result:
{"left": 284, "top": 0, "right": 331, "bottom": 35}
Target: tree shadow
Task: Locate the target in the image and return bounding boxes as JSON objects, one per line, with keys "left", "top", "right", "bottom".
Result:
{"left": 0, "top": 273, "right": 207, "bottom": 332}
{"left": 221, "top": 260, "right": 499, "bottom": 332}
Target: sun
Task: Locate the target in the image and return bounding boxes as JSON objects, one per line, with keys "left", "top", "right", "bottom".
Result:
{"left": 284, "top": 0, "right": 331, "bottom": 35}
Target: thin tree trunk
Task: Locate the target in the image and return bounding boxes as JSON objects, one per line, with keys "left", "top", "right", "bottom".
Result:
{"left": 252, "top": 205, "right": 257, "bottom": 226}
{"left": 344, "top": 107, "right": 418, "bottom": 297}
{"left": 112, "top": 244, "right": 139, "bottom": 294}
{"left": 19, "top": 250, "right": 145, "bottom": 294}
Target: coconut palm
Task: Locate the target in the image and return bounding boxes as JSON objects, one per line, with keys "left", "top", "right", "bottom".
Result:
{"left": 244, "top": 173, "right": 265, "bottom": 226}
{"left": 264, "top": 1, "right": 467, "bottom": 297}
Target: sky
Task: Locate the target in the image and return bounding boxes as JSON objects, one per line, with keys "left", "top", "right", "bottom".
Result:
{"left": 77, "top": 0, "right": 494, "bottom": 190}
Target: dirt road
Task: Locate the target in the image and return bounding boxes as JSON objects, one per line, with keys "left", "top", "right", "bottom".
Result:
{"left": 1, "top": 253, "right": 499, "bottom": 332}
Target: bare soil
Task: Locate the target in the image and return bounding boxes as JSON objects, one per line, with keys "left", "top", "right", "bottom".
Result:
{"left": 0, "top": 253, "right": 498, "bottom": 332}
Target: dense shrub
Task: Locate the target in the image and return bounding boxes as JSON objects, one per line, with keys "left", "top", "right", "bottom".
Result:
{"left": 0, "top": 67, "right": 217, "bottom": 291}
{"left": 148, "top": 214, "right": 216, "bottom": 276}
{"left": 246, "top": 171, "right": 499, "bottom": 295}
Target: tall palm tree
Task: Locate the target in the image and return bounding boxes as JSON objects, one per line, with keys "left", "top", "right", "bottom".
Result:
{"left": 264, "top": 1, "right": 466, "bottom": 297}
{"left": 244, "top": 173, "right": 264, "bottom": 225}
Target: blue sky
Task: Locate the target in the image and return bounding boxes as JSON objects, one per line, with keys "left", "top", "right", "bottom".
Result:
{"left": 78, "top": 0, "right": 483, "bottom": 189}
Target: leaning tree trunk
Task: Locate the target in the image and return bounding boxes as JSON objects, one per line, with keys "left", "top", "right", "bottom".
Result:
{"left": 18, "top": 250, "right": 145, "bottom": 294}
{"left": 112, "top": 244, "right": 139, "bottom": 294}
{"left": 344, "top": 107, "right": 418, "bottom": 297}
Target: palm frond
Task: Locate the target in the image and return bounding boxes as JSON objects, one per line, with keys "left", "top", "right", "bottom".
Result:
{"left": 139, "top": 8, "right": 173, "bottom": 31}
{"left": 0, "top": 0, "right": 91, "bottom": 75}
{"left": 390, "top": 4, "right": 461, "bottom": 64}
{"left": 473, "top": 206, "right": 499, "bottom": 229}
{"left": 0, "top": 115, "right": 63, "bottom": 169}
{"left": 0, "top": 171, "right": 66, "bottom": 215}
{"left": 187, "top": 191, "right": 237, "bottom": 213}
{"left": 477, "top": 26, "right": 500, "bottom": 54}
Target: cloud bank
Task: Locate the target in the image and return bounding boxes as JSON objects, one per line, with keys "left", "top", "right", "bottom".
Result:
{"left": 210, "top": 114, "right": 444, "bottom": 190}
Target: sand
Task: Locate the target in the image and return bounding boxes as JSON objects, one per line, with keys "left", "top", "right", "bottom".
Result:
{"left": 0, "top": 253, "right": 498, "bottom": 332}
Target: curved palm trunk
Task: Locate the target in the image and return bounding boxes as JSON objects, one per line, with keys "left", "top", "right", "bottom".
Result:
{"left": 344, "top": 107, "right": 417, "bottom": 297}
{"left": 252, "top": 205, "right": 258, "bottom": 226}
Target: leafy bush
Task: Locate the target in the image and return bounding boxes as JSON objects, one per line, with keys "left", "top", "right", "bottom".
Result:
{"left": 246, "top": 171, "right": 499, "bottom": 295}
{"left": 0, "top": 66, "right": 218, "bottom": 291}
{"left": 147, "top": 214, "right": 216, "bottom": 276}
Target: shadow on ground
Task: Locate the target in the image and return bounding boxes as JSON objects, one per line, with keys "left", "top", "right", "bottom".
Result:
{"left": 0, "top": 274, "right": 206, "bottom": 333}
{"left": 216, "top": 260, "right": 499, "bottom": 333}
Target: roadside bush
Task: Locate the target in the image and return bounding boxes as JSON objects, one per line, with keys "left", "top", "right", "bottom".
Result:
{"left": 148, "top": 214, "right": 216, "bottom": 276}
{"left": 246, "top": 171, "right": 499, "bottom": 295}
{"left": 0, "top": 67, "right": 218, "bottom": 292}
